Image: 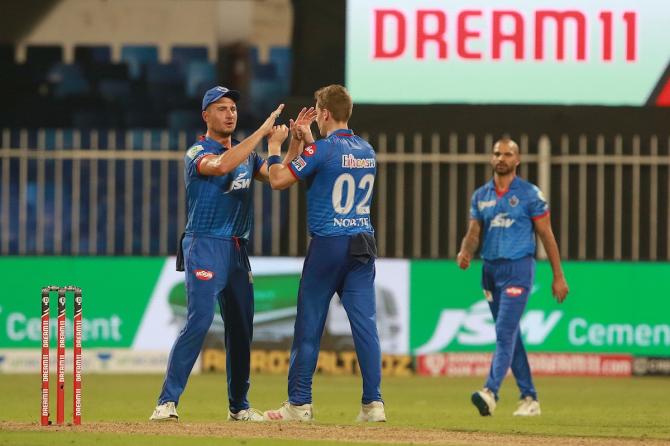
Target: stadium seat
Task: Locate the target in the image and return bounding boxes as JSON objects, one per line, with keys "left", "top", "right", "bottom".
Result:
{"left": 120, "top": 45, "right": 159, "bottom": 80}
{"left": 167, "top": 109, "right": 204, "bottom": 131}
{"left": 146, "top": 62, "right": 183, "bottom": 85}
{"left": 26, "top": 45, "right": 62, "bottom": 68}
{"left": 269, "top": 46, "right": 292, "bottom": 80}
{"left": 74, "top": 45, "right": 112, "bottom": 65}
{"left": 185, "top": 61, "right": 217, "bottom": 98}
{"left": 47, "top": 64, "right": 90, "bottom": 97}
{"left": 254, "top": 62, "right": 278, "bottom": 80}
{"left": 26, "top": 45, "right": 63, "bottom": 81}
{"left": 98, "top": 79, "right": 132, "bottom": 104}
{"left": 145, "top": 63, "right": 185, "bottom": 107}
{"left": 171, "top": 46, "right": 208, "bottom": 66}
{"left": 83, "top": 62, "right": 130, "bottom": 91}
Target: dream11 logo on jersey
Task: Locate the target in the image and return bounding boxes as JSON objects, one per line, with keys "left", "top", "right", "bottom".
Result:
{"left": 372, "top": 8, "right": 637, "bottom": 62}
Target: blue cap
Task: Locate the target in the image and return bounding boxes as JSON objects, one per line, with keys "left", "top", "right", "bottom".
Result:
{"left": 201, "top": 86, "right": 241, "bottom": 111}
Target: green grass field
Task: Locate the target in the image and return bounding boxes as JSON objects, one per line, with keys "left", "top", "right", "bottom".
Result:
{"left": 1, "top": 373, "right": 669, "bottom": 446}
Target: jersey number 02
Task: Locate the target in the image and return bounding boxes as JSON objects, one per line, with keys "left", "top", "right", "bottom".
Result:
{"left": 331, "top": 173, "right": 374, "bottom": 215}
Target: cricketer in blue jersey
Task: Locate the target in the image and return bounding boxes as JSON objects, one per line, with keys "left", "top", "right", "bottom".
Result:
{"left": 457, "top": 138, "right": 569, "bottom": 417}
{"left": 262, "top": 85, "right": 386, "bottom": 423}
{"left": 150, "top": 86, "right": 285, "bottom": 422}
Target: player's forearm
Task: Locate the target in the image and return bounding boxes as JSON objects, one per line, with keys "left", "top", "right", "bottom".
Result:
{"left": 215, "top": 129, "right": 265, "bottom": 174}
{"left": 538, "top": 230, "right": 565, "bottom": 279}
{"left": 459, "top": 233, "right": 479, "bottom": 258}
{"left": 284, "top": 136, "right": 303, "bottom": 165}
{"left": 268, "top": 164, "right": 294, "bottom": 190}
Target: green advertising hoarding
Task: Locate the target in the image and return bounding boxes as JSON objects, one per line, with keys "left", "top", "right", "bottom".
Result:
{"left": 0, "top": 257, "right": 164, "bottom": 348}
{"left": 410, "top": 261, "right": 670, "bottom": 355}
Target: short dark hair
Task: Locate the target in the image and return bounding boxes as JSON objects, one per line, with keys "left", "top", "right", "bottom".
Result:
{"left": 314, "top": 84, "right": 353, "bottom": 122}
{"left": 493, "top": 137, "right": 519, "bottom": 154}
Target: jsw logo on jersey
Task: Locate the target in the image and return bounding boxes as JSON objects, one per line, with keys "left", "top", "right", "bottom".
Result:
{"left": 490, "top": 212, "right": 515, "bottom": 228}
{"left": 225, "top": 171, "right": 251, "bottom": 193}
{"left": 414, "top": 298, "right": 563, "bottom": 354}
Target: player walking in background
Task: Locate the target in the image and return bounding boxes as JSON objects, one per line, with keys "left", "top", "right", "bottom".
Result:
{"left": 150, "top": 86, "right": 284, "bottom": 422}
{"left": 457, "top": 138, "right": 569, "bottom": 417}
{"left": 262, "top": 85, "right": 386, "bottom": 422}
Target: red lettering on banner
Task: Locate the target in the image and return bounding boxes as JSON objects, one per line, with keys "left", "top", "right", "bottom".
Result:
{"left": 492, "top": 11, "right": 524, "bottom": 60}
{"left": 457, "top": 10, "right": 482, "bottom": 59}
{"left": 417, "top": 353, "right": 632, "bottom": 377}
{"left": 599, "top": 12, "right": 613, "bottom": 61}
{"left": 623, "top": 12, "right": 636, "bottom": 61}
{"left": 371, "top": 8, "right": 636, "bottom": 62}
{"left": 534, "top": 10, "right": 586, "bottom": 61}
{"left": 416, "top": 10, "right": 447, "bottom": 59}
{"left": 374, "top": 10, "right": 406, "bottom": 58}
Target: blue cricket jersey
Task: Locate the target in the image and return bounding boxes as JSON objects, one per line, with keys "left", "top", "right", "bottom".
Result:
{"left": 183, "top": 136, "right": 263, "bottom": 239}
{"left": 288, "top": 129, "right": 376, "bottom": 237}
{"left": 470, "top": 177, "right": 549, "bottom": 260}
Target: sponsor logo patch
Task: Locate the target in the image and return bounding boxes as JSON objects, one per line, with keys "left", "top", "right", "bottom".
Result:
{"left": 225, "top": 170, "right": 251, "bottom": 193}
{"left": 291, "top": 156, "right": 307, "bottom": 171}
{"left": 195, "top": 269, "right": 214, "bottom": 281}
{"left": 341, "top": 154, "right": 376, "bottom": 168}
{"left": 302, "top": 144, "right": 316, "bottom": 157}
{"left": 490, "top": 213, "right": 515, "bottom": 228}
{"left": 477, "top": 200, "right": 496, "bottom": 211}
{"left": 187, "top": 145, "right": 204, "bottom": 159}
{"left": 505, "top": 286, "right": 524, "bottom": 297}
{"left": 509, "top": 195, "right": 519, "bottom": 207}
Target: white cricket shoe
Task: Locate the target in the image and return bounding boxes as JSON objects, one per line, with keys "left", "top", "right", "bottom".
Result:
{"left": 356, "top": 401, "right": 386, "bottom": 422}
{"left": 471, "top": 388, "right": 496, "bottom": 416}
{"left": 227, "top": 408, "right": 265, "bottom": 421}
{"left": 513, "top": 396, "right": 541, "bottom": 416}
{"left": 263, "top": 401, "right": 313, "bottom": 422}
{"left": 149, "top": 401, "right": 179, "bottom": 421}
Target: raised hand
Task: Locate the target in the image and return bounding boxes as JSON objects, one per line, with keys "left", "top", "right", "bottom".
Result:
{"left": 260, "top": 104, "right": 285, "bottom": 135}
{"left": 268, "top": 125, "right": 289, "bottom": 146}
{"left": 289, "top": 107, "right": 317, "bottom": 143}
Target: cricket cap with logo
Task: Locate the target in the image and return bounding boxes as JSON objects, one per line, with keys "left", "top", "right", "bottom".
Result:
{"left": 202, "top": 86, "right": 241, "bottom": 111}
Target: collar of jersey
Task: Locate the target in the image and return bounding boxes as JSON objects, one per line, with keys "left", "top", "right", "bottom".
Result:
{"left": 486, "top": 176, "right": 519, "bottom": 196}
{"left": 200, "top": 135, "right": 240, "bottom": 151}
{"left": 330, "top": 128, "right": 354, "bottom": 138}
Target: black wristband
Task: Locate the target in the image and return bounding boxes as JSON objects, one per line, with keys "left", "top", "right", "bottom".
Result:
{"left": 267, "top": 155, "right": 282, "bottom": 168}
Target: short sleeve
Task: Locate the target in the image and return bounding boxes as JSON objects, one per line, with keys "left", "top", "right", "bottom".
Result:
{"left": 251, "top": 151, "right": 264, "bottom": 175}
{"left": 528, "top": 185, "right": 550, "bottom": 220}
{"left": 470, "top": 190, "right": 482, "bottom": 221}
{"left": 184, "top": 144, "right": 217, "bottom": 177}
{"left": 287, "top": 140, "right": 326, "bottom": 181}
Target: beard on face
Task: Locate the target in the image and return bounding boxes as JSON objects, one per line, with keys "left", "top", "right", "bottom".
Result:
{"left": 494, "top": 163, "right": 515, "bottom": 175}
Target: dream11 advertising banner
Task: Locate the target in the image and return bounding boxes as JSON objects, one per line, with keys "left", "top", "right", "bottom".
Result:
{"left": 346, "top": 0, "right": 670, "bottom": 105}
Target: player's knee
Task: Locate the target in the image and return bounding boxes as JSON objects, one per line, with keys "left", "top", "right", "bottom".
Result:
{"left": 185, "top": 312, "right": 215, "bottom": 337}
{"left": 495, "top": 325, "right": 518, "bottom": 343}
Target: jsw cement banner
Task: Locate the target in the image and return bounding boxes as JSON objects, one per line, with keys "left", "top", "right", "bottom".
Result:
{"left": 0, "top": 257, "right": 668, "bottom": 365}
{"left": 0, "top": 257, "right": 410, "bottom": 356}
{"left": 410, "top": 261, "right": 670, "bottom": 356}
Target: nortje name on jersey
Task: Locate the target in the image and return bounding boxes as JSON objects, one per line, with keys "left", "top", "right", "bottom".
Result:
{"left": 342, "top": 154, "right": 376, "bottom": 169}
{"left": 333, "top": 216, "right": 371, "bottom": 227}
